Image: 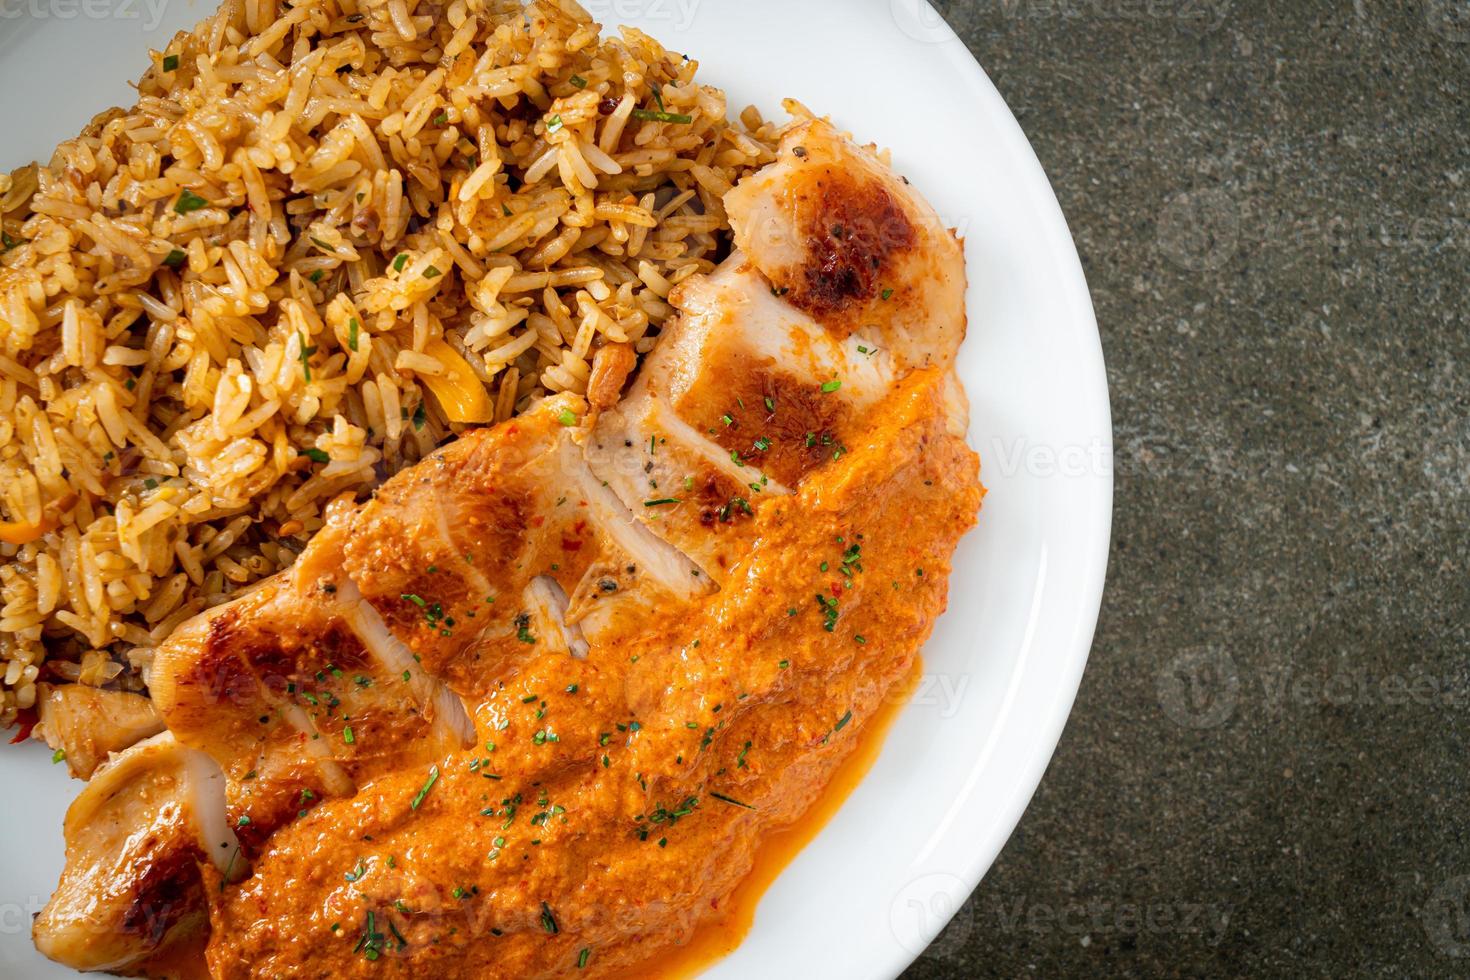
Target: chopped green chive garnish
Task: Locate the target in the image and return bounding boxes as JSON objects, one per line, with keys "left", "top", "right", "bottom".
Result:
{"left": 301, "top": 448, "right": 330, "bottom": 464}
{"left": 348, "top": 318, "right": 360, "bottom": 352}
{"left": 557, "top": 408, "right": 578, "bottom": 426}
{"left": 643, "top": 498, "right": 681, "bottom": 507}
{"left": 163, "top": 248, "right": 186, "bottom": 267}
{"left": 708, "top": 791, "right": 756, "bottom": 810}
{"left": 631, "top": 109, "right": 694, "bottom": 124}
{"left": 410, "top": 765, "right": 439, "bottom": 810}
{"left": 297, "top": 330, "right": 316, "bottom": 382}
{"left": 392, "top": 253, "right": 409, "bottom": 272}
{"left": 821, "top": 379, "right": 842, "bottom": 393}
{"left": 162, "top": 54, "right": 179, "bottom": 72}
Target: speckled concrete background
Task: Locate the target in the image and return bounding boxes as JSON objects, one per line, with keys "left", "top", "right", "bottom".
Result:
{"left": 900, "top": 1, "right": 1470, "bottom": 977}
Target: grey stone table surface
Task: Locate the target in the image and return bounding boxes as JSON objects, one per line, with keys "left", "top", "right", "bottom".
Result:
{"left": 899, "top": 1, "right": 1470, "bottom": 978}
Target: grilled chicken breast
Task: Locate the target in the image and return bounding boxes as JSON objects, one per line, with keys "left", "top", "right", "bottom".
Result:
{"left": 35, "top": 119, "right": 981, "bottom": 978}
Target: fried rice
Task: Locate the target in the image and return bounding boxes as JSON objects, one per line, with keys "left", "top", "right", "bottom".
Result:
{"left": 0, "top": 0, "right": 802, "bottom": 729}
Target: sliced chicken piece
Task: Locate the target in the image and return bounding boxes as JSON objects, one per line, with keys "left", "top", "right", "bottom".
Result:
{"left": 725, "top": 117, "right": 967, "bottom": 372}
{"left": 35, "top": 684, "right": 164, "bottom": 779}
{"left": 149, "top": 518, "right": 475, "bottom": 845}
{"left": 587, "top": 254, "right": 885, "bottom": 581}
{"left": 33, "top": 732, "right": 240, "bottom": 973}
{"left": 339, "top": 393, "right": 711, "bottom": 695}
{"left": 585, "top": 122, "right": 966, "bottom": 581}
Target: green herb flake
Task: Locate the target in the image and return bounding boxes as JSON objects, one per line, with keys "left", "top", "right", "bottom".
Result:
{"left": 343, "top": 726, "right": 356, "bottom": 744}
{"left": 570, "top": 75, "right": 588, "bottom": 89}
{"left": 353, "top": 910, "right": 384, "bottom": 960}
{"left": 422, "top": 265, "right": 442, "bottom": 279}
{"left": 174, "top": 190, "right": 208, "bottom": 215}
{"left": 631, "top": 108, "right": 694, "bottom": 124}
{"left": 301, "top": 447, "right": 330, "bottom": 464}
{"left": 708, "top": 791, "right": 756, "bottom": 810}
{"left": 296, "top": 330, "right": 315, "bottom": 382}
{"left": 821, "top": 379, "right": 842, "bottom": 393}
{"left": 557, "top": 408, "right": 579, "bottom": 427}
{"left": 51, "top": 749, "right": 66, "bottom": 764}
{"left": 577, "top": 947, "right": 591, "bottom": 969}
{"left": 348, "top": 318, "right": 360, "bottom": 352}
{"left": 162, "top": 248, "right": 186, "bottom": 267}
{"left": 546, "top": 114, "right": 564, "bottom": 135}
{"left": 392, "top": 253, "right": 409, "bottom": 272}
{"left": 410, "top": 765, "right": 440, "bottom": 810}
{"left": 540, "top": 902, "right": 559, "bottom": 934}
{"left": 643, "top": 497, "right": 681, "bottom": 507}
{"left": 162, "top": 54, "right": 179, "bottom": 72}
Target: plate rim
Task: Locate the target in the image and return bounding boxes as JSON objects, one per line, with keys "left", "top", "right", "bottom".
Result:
{"left": 862, "top": 5, "right": 1113, "bottom": 977}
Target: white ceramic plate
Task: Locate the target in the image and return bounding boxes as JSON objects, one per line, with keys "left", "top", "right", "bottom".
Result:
{"left": 0, "top": 1, "right": 1111, "bottom": 976}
